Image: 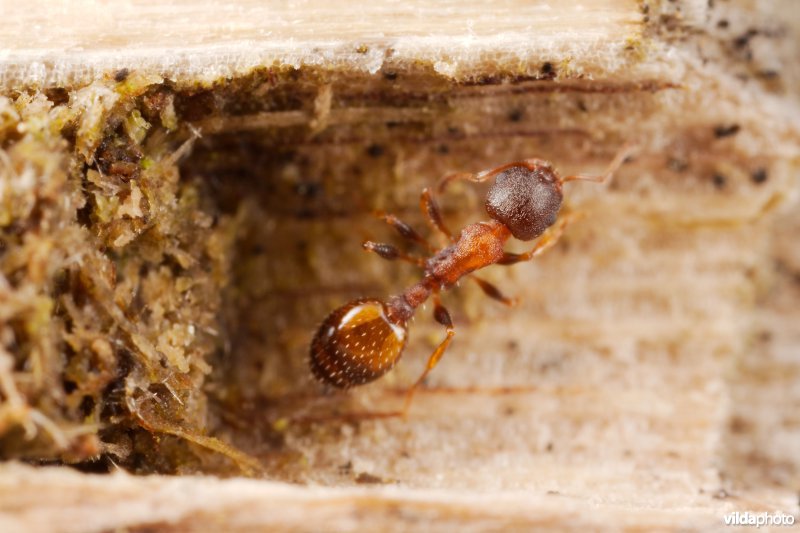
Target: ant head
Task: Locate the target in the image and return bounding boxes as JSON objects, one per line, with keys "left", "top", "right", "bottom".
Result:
{"left": 485, "top": 162, "right": 563, "bottom": 241}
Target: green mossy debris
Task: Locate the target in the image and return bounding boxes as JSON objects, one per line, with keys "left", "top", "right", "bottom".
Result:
{"left": 0, "top": 75, "right": 258, "bottom": 474}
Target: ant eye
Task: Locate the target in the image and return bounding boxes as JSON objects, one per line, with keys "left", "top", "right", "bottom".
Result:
{"left": 310, "top": 298, "right": 408, "bottom": 388}
{"left": 485, "top": 166, "right": 563, "bottom": 241}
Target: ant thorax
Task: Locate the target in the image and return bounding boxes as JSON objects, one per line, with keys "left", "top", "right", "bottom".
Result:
{"left": 424, "top": 220, "right": 510, "bottom": 288}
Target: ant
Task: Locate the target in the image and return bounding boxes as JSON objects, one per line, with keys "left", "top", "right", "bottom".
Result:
{"left": 309, "top": 145, "right": 634, "bottom": 418}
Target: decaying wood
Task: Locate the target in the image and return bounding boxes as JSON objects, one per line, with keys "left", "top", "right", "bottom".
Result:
{"left": 0, "top": 0, "right": 799, "bottom": 531}
{"left": 0, "top": 0, "right": 643, "bottom": 89}
{"left": 1, "top": 462, "right": 790, "bottom": 533}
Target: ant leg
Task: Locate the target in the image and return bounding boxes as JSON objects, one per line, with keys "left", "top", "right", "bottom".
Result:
{"left": 401, "top": 295, "right": 455, "bottom": 416}
{"left": 498, "top": 213, "right": 583, "bottom": 265}
{"left": 373, "top": 211, "right": 435, "bottom": 252}
{"left": 560, "top": 143, "right": 637, "bottom": 184}
{"left": 420, "top": 188, "right": 454, "bottom": 241}
{"left": 363, "top": 241, "right": 425, "bottom": 267}
{"left": 470, "top": 276, "right": 519, "bottom": 306}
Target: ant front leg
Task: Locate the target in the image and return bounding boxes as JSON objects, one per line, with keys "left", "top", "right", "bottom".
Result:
{"left": 401, "top": 294, "right": 455, "bottom": 416}
{"left": 498, "top": 213, "right": 583, "bottom": 266}
{"left": 373, "top": 211, "right": 434, "bottom": 252}
{"left": 362, "top": 241, "right": 425, "bottom": 267}
{"left": 419, "top": 188, "right": 453, "bottom": 242}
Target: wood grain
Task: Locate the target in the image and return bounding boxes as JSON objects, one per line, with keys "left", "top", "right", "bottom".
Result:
{"left": 0, "top": 0, "right": 799, "bottom": 531}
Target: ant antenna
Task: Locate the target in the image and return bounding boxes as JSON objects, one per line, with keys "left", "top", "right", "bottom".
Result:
{"left": 560, "top": 143, "right": 638, "bottom": 184}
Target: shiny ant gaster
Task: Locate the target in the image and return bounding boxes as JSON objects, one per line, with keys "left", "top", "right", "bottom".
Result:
{"left": 310, "top": 146, "right": 633, "bottom": 417}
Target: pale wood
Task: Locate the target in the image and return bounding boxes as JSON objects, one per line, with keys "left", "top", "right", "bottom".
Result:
{"left": 0, "top": 0, "right": 640, "bottom": 89}
{"left": 0, "top": 1, "right": 799, "bottom": 532}
{"left": 0, "top": 463, "right": 793, "bottom": 533}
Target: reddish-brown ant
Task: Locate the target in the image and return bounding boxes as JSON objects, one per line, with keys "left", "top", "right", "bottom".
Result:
{"left": 310, "top": 146, "right": 634, "bottom": 417}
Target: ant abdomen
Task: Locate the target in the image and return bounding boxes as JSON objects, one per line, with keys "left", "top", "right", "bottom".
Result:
{"left": 310, "top": 298, "right": 408, "bottom": 388}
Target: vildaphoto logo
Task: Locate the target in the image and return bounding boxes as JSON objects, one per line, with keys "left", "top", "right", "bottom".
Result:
{"left": 723, "top": 511, "right": 796, "bottom": 528}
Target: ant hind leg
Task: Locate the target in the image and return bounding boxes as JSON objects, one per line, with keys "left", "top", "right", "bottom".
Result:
{"left": 400, "top": 295, "right": 456, "bottom": 416}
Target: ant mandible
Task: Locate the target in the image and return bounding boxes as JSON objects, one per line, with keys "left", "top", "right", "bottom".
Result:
{"left": 310, "top": 145, "right": 634, "bottom": 418}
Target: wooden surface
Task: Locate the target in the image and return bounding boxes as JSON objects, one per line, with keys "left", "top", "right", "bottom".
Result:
{"left": 0, "top": 0, "right": 799, "bottom": 531}
{"left": 0, "top": 0, "right": 641, "bottom": 88}
{"left": 0, "top": 463, "right": 793, "bottom": 533}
